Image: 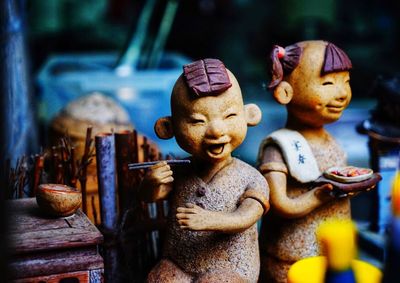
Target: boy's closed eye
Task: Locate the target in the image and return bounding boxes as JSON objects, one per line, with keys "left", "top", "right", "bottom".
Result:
{"left": 225, "top": 113, "right": 237, "bottom": 119}
{"left": 322, "top": 81, "right": 334, "bottom": 86}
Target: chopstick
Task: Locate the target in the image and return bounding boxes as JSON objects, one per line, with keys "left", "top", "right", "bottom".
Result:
{"left": 128, "top": 159, "right": 190, "bottom": 170}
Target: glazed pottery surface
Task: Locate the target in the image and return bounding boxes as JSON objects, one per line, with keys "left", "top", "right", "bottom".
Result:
{"left": 36, "top": 184, "right": 82, "bottom": 217}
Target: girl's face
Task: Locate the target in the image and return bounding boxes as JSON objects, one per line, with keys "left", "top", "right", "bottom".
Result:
{"left": 286, "top": 42, "right": 352, "bottom": 128}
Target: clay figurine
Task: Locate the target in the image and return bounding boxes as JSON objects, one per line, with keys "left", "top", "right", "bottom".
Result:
{"left": 257, "top": 40, "right": 376, "bottom": 283}
{"left": 140, "top": 58, "right": 270, "bottom": 282}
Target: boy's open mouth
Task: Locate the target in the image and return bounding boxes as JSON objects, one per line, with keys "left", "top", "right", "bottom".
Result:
{"left": 207, "top": 144, "right": 225, "bottom": 155}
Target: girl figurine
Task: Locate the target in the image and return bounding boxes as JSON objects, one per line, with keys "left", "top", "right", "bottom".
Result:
{"left": 257, "top": 40, "right": 373, "bottom": 283}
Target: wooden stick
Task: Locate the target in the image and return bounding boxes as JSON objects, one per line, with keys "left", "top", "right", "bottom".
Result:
{"left": 31, "top": 154, "right": 44, "bottom": 197}
{"left": 56, "top": 164, "right": 63, "bottom": 184}
{"left": 5, "top": 159, "right": 12, "bottom": 198}
{"left": 70, "top": 146, "right": 77, "bottom": 188}
{"left": 80, "top": 126, "right": 93, "bottom": 214}
{"left": 17, "top": 156, "right": 28, "bottom": 198}
{"left": 142, "top": 137, "right": 150, "bottom": 162}
{"left": 92, "top": 195, "right": 99, "bottom": 226}
{"left": 133, "top": 130, "right": 139, "bottom": 163}
{"left": 51, "top": 147, "right": 58, "bottom": 183}
{"left": 128, "top": 159, "right": 190, "bottom": 170}
{"left": 60, "top": 140, "right": 68, "bottom": 183}
{"left": 18, "top": 173, "right": 24, "bottom": 199}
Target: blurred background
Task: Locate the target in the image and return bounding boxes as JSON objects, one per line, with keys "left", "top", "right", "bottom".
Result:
{"left": 21, "top": 0, "right": 400, "bottom": 158}
{"left": 19, "top": 0, "right": 399, "bottom": 214}
{"left": 1, "top": 0, "right": 400, "bottom": 276}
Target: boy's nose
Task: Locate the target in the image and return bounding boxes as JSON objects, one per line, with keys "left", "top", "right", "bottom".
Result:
{"left": 206, "top": 120, "right": 225, "bottom": 138}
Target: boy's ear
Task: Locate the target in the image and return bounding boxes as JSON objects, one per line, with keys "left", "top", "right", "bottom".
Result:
{"left": 273, "top": 81, "right": 293, "bottom": 105}
{"left": 154, "top": 116, "right": 174, "bottom": 139}
{"left": 244, "top": 104, "right": 262, "bottom": 126}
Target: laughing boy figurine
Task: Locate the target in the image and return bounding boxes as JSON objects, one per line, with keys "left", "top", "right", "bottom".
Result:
{"left": 257, "top": 40, "right": 376, "bottom": 283}
{"left": 140, "top": 59, "right": 269, "bottom": 282}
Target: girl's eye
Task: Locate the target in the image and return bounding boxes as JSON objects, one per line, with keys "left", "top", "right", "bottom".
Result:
{"left": 322, "top": 81, "right": 334, "bottom": 86}
{"left": 225, "top": 113, "right": 237, "bottom": 119}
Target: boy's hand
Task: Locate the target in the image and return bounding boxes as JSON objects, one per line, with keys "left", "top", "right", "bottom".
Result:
{"left": 144, "top": 161, "right": 174, "bottom": 186}
{"left": 140, "top": 161, "right": 173, "bottom": 201}
{"left": 176, "top": 203, "right": 217, "bottom": 231}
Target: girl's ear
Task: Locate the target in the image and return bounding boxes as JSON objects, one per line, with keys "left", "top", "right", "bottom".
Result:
{"left": 244, "top": 104, "right": 262, "bottom": 126}
{"left": 154, "top": 116, "right": 174, "bottom": 139}
{"left": 273, "top": 81, "right": 293, "bottom": 105}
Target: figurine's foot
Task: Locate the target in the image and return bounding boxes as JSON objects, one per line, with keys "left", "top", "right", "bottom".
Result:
{"left": 195, "top": 269, "right": 247, "bottom": 283}
{"left": 147, "top": 259, "right": 192, "bottom": 283}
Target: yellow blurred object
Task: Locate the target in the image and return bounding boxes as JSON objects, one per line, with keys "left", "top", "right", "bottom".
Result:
{"left": 392, "top": 170, "right": 400, "bottom": 216}
{"left": 288, "top": 220, "right": 382, "bottom": 283}
{"left": 317, "top": 219, "right": 356, "bottom": 271}
{"left": 287, "top": 256, "right": 382, "bottom": 283}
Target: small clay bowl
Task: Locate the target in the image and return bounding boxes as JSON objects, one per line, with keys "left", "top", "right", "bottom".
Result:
{"left": 36, "top": 184, "right": 82, "bottom": 217}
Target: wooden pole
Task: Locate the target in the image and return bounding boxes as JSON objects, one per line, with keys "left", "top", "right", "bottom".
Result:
{"left": 95, "top": 132, "right": 119, "bottom": 282}
{"left": 115, "top": 130, "right": 136, "bottom": 218}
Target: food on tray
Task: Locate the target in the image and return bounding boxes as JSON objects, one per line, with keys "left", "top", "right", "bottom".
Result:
{"left": 329, "top": 167, "right": 372, "bottom": 177}
{"left": 324, "top": 166, "right": 373, "bottom": 183}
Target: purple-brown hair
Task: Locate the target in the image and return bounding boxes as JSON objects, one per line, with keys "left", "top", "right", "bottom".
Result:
{"left": 322, "top": 42, "right": 353, "bottom": 75}
{"left": 183, "top": 58, "right": 232, "bottom": 96}
{"left": 268, "top": 44, "right": 302, "bottom": 89}
{"left": 268, "top": 41, "right": 352, "bottom": 90}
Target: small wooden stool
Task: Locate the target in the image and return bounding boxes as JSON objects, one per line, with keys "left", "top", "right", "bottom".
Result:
{"left": 8, "top": 198, "right": 104, "bottom": 282}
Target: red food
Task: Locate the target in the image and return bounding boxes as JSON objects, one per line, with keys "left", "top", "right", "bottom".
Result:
{"left": 331, "top": 167, "right": 371, "bottom": 177}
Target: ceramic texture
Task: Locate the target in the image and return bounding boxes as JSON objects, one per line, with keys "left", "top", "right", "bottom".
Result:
{"left": 141, "top": 59, "right": 269, "bottom": 282}
{"left": 36, "top": 184, "right": 82, "bottom": 217}
{"left": 258, "top": 40, "right": 356, "bottom": 283}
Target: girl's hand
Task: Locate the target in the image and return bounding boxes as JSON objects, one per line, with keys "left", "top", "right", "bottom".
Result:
{"left": 314, "top": 183, "right": 335, "bottom": 202}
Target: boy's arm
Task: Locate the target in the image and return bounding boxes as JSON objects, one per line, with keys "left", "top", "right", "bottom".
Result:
{"left": 176, "top": 176, "right": 269, "bottom": 233}
{"left": 139, "top": 161, "right": 174, "bottom": 202}
{"left": 177, "top": 198, "right": 265, "bottom": 233}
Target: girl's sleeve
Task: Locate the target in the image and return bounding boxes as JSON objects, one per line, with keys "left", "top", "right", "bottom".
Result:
{"left": 258, "top": 144, "right": 288, "bottom": 175}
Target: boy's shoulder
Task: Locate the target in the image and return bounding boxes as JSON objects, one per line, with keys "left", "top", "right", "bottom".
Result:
{"left": 231, "top": 158, "right": 265, "bottom": 180}
{"left": 232, "top": 157, "right": 256, "bottom": 170}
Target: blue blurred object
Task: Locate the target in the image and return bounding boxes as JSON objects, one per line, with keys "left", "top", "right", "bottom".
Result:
{"left": 0, "top": 0, "right": 37, "bottom": 165}
{"left": 37, "top": 52, "right": 190, "bottom": 155}
{"left": 382, "top": 218, "right": 400, "bottom": 283}
{"left": 325, "top": 269, "right": 356, "bottom": 283}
